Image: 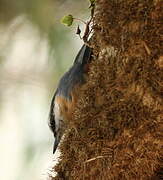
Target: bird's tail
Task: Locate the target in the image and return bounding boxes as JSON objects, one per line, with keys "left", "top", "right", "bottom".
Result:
{"left": 73, "top": 44, "right": 92, "bottom": 65}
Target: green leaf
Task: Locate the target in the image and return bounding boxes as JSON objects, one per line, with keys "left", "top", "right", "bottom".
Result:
{"left": 61, "top": 15, "right": 73, "bottom": 26}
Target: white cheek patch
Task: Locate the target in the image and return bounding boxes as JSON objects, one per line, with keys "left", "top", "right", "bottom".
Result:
{"left": 53, "top": 101, "right": 63, "bottom": 131}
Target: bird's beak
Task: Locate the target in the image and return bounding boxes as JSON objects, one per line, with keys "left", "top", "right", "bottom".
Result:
{"left": 53, "top": 137, "right": 59, "bottom": 154}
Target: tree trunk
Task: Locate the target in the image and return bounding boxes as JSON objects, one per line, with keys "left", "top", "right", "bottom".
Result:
{"left": 50, "top": 0, "right": 163, "bottom": 179}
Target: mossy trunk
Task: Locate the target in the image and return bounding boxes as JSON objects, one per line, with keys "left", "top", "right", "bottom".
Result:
{"left": 50, "top": 0, "right": 163, "bottom": 179}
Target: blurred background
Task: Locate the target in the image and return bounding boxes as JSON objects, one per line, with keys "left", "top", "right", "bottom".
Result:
{"left": 0, "top": 0, "right": 90, "bottom": 179}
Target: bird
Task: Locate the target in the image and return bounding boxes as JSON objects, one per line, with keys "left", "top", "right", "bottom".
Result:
{"left": 48, "top": 44, "right": 92, "bottom": 153}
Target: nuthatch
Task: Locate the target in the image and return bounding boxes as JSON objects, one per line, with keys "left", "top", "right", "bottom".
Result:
{"left": 49, "top": 44, "right": 92, "bottom": 153}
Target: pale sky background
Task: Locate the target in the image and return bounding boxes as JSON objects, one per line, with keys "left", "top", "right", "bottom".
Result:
{"left": 0, "top": 15, "right": 84, "bottom": 180}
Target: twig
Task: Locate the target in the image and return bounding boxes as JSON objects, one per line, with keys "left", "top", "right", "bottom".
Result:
{"left": 142, "top": 41, "right": 151, "bottom": 55}
{"left": 85, "top": 156, "right": 105, "bottom": 163}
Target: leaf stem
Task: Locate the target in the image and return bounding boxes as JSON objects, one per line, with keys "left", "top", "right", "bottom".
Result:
{"left": 73, "top": 18, "right": 87, "bottom": 25}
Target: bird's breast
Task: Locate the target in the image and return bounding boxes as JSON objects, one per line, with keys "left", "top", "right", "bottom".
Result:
{"left": 54, "top": 94, "right": 75, "bottom": 125}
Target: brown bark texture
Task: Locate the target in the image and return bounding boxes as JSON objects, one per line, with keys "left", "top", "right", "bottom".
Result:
{"left": 50, "top": 0, "right": 163, "bottom": 179}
